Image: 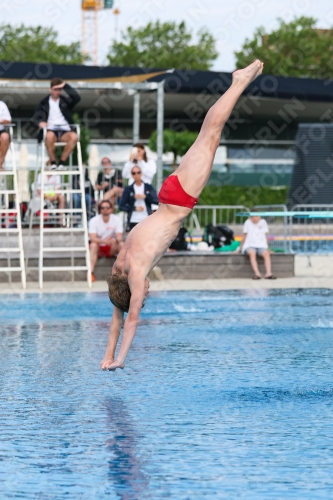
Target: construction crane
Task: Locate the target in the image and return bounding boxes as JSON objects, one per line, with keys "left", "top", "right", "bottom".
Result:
{"left": 81, "top": 0, "right": 114, "bottom": 65}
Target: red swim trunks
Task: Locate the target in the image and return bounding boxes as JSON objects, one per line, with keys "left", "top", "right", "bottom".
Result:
{"left": 98, "top": 245, "right": 114, "bottom": 258}
{"left": 158, "top": 175, "right": 198, "bottom": 209}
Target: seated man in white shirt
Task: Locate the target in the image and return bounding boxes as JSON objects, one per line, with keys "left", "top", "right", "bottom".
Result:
{"left": 0, "top": 101, "right": 12, "bottom": 170}
{"left": 238, "top": 209, "right": 276, "bottom": 280}
{"left": 32, "top": 78, "right": 80, "bottom": 170}
{"left": 88, "top": 200, "right": 124, "bottom": 282}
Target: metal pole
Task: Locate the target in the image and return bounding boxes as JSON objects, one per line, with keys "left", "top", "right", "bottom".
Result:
{"left": 156, "top": 81, "right": 164, "bottom": 191}
{"left": 94, "top": 8, "right": 98, "bottom": 66}
{"left": 133, "top": 92, "right": 140, "bottom": 144}
{"left": 82, "top": 10, "right": 86, "bottom": 60}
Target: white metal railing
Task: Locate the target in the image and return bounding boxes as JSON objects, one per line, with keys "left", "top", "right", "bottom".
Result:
{"left": 290, "top": 204, "right": 333, "bottom": 255}
{"left": 184, "top": 205, "right": 250, "bottom": 234}
{"left": 0, "top": 125, "right": 26, "bottom": 288}
{"left": 24, "top": 126, "right": 92, "bottom": 288}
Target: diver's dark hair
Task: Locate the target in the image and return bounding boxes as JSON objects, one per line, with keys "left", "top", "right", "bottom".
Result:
{"left": 106, "top": 274, "right": 131, "bottom": 312}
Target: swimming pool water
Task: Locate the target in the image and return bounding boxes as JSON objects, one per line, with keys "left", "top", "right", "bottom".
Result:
{"left": 1, "top": 289, "right": 333, "bottom": 499}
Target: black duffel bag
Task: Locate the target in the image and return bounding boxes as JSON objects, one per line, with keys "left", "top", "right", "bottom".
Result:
{"left": 203, "top": 224, "right": 234, "bottom": 249}
{"left": 169, "top": 227, "right": 190, "bottom": 251}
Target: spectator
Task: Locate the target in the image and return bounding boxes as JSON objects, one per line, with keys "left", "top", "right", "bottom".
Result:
{"left": 72, "top": 167, "right": 95, "bottom": 221}
{"left": 119, "top": 166, "right": 159, "bottom": 232}
{"left": 35, "top": 162, "right": 65, "bottom": 225}
{"left": 0, "top": 101, "right": 11, "bottom": 170}
{"left": 32, "top": 78, "right": 80, "bottom": 170}
{"left": 122, "top": 142, "right": 156, "bottom": 185}
{"left": 238, "top": 210, "right": 277, "bottom": 280}
{"left": 96, "top": 157, "right": 123, "bottom": 205}
{"left": 88, "top": 200, "right": 123, "bottom": 282}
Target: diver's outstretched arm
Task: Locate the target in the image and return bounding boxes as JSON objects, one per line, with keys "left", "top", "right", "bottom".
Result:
{"left": 106, "top": 274, "right": 146, "bottom": 371}
{"left": 100, "top": 307, "right": 124, "bottom": 370}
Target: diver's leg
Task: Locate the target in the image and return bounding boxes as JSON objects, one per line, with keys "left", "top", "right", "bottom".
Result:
{"left": 175, "top": 60, "right": 263, "bottom": 198}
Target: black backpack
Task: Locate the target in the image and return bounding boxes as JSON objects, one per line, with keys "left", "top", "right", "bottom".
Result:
{"left": 203, "top": 224, "right": 234, "bottom": 249}
{"left": 169, "top": 227, "right": 190, "bottom": 251}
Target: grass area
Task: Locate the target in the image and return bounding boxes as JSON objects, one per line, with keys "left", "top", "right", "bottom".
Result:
{"left": 198, "top": 185, "right": 288, "bottom": 208}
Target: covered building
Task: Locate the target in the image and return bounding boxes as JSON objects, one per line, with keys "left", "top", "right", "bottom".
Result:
{"left": 1, "top": 61, "right": 333, "bottom": 187}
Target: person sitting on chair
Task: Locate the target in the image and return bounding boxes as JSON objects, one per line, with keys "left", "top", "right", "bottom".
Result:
{"left": 0, "top": 100, "right": 12, "bottom": 171}
{"left": 88, "top": 200, "right": 124, "bottom": 282}
{"left": 32, "top": 78, "right": 80, "bottom": 170}
{"left": 96, "top": 157, "right": 123, "bottom": 206}
{"left": 34, "top": 161, "right": 65, "bottom": 225}
{"left": 119, "top": 166, "right": 159, "bottom": 232}
{"left": 237, "top": 209, "right": 277, "bottom": 280}
{"left": 72, "top": 166, "right": 95, "bottom": 221}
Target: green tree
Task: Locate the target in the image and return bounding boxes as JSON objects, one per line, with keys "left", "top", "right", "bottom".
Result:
{"left": 235, "top": 16, "right": 333, "bottom": 78}
{"left": 149, "top": 129, "right": 198, "bottom": 168}
{"left": 72, "top": 113, "right": 90, "bottom": 165}
{"left": 0, "top": 24, "right": 87, "bottom": 64}
{"left": 107, "top": 21, "right": 218, "bottom": 70}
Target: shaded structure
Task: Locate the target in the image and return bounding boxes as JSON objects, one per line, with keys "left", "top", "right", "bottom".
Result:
{"left": 288, "top": 124, "right": 333, "bottom": 207}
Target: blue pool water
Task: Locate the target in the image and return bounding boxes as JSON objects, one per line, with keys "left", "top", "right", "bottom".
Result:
{"left": 1, "top": 289, "right": 333, "bottom": 499}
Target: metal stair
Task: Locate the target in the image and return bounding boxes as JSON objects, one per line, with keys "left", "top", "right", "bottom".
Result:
{"left": 0, "top": 125, "right": 26, "bottom": 288}
{"left": 27, "top": 125, "right": 91, "bottom": 289}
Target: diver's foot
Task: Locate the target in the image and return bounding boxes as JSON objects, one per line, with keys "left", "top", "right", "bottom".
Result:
{"left": 232, "top": 60, "right": 263, "bottom": 87}
{"left": 107, "top": 360, "right": 125, "bottom": 371}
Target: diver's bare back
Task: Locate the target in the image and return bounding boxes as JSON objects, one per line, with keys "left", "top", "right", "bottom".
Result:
{"left": 113, "top": 203, "right": 190, "bottom": 277}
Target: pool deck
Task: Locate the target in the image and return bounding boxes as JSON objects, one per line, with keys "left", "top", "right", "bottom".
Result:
{"left": 1, "top": 276, "right": 333, "bottom": 294}
{"left": 1, "top": 255, "right": 332, "bottom": 294}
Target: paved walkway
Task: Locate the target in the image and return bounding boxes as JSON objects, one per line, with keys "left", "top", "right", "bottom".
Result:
{"left": 1, "top": 275, "right": 333, "bottom": 294}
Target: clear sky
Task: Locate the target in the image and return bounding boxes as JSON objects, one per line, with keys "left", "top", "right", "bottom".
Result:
{"left": 2, "top": 0, "right": 333, "bottom": 71}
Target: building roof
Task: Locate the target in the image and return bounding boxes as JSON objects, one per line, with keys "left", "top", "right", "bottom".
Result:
{"left": 1, "top": 61, "right": 333, "bottom": 120}
{"left": 1, "top": 61, "right": 333, "bottom": 101}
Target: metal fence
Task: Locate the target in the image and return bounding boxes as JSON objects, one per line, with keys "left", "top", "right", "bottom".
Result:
{"left": 290, "top": 204, "right": 333, "bottom": 255}
{"left": 4, "top": 171, "right": 333, "bottom": 256}
{"left": 184, "top": 205, "right": 250, "bottom": 234}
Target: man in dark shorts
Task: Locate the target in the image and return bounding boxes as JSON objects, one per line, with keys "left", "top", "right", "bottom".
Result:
{"left": 100, "top": 60, "right": 264, "bottom": 371}
{"left": 0, "top": 100, "right": 12, "bottom": 170}
{"left": 32, "top": 78, "right": 80, "bottom": 170}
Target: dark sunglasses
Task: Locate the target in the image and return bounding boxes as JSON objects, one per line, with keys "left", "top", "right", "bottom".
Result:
{"left": 132, "top": 171, "right": 141, "bottom": 175}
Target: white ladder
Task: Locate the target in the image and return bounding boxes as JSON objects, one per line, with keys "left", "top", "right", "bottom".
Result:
{"left": 0, "top": 125, "right": 26, "bottom": 288}
{"left": 38, "top": 125, "right": 91, "bottom": 289}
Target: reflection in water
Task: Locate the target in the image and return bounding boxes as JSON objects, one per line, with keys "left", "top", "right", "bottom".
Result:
{"left": 104, "top": 398, "right": 149, "bottom": 500}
